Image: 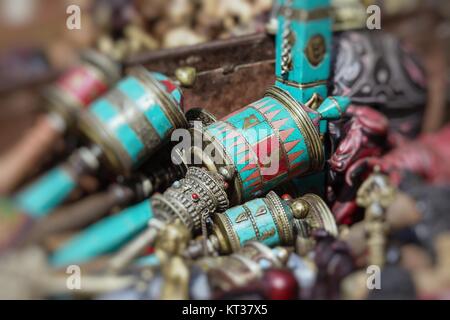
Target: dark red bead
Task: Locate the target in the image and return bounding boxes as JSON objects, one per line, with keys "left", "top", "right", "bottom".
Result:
{"left": 281, "top": 194, "right": 292, "bottom": 201}
{"left": 262, "top": 268, "right": 299, "bottom": 300}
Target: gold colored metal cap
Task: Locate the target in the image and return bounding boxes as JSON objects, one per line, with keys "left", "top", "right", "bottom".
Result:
{"left": 294, "top": 193, "right": 338, "bottom": 238}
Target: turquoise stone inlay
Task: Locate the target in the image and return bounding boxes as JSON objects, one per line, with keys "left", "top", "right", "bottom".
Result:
{"left": 90, "top": 97, "right": 145, "bottom": 162}
{"left": 222, "top": 198, "right": 283, "bottom": 248}
{"left": 117, "top": 77, "right": 173, "bottom": 139}
{"left": 50, "top": 199, "right": 154, "bottom": 266}
{"left": 15, "top": 167, "right": 76, "bottom": 218}
{"left": 224, "top": 205, "right": 257, "bottom": 246}
{"left": 275, "top": 0, "right": 332, "bottom": 103}
{"left": 246, "top": 198, "right": 281, "bottom": 246}
{"left": 317, "top": 96, "right": 351, "bottom": 120}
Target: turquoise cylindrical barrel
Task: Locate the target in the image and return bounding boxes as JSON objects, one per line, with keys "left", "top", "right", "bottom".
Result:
{"left": 15, "top": 166, "right": 76, "bottom": 218}
{"left": 50, "top": 199, "right": 153, "bottom": 267}
{"left": 195, "top": 87, "right": 349, "bottom": 204}
{"left": 212, "top": 191, "right": 294, "bottom": 253}
{"left": 79, "top": 67, "right": 187, "bottom": 175}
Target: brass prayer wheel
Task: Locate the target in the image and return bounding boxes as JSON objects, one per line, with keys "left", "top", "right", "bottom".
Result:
{"left": 79, "top": 66, "right": 188, "bottom": 175}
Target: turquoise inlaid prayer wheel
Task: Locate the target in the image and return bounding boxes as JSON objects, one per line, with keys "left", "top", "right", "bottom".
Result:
{"left": 191, "top": 88, "right": 349, "bottom": 204}
{"left": 15, "top": 67, "right": 187, "bottom": 217}
{"left": 210, "top": 192, "right": 338, "bottom": 254}
{"left": 212, "top": 191, "right": 294, "bottom": 253}
{"left": 79, "top": 66, "right": 187, "bottom": 175}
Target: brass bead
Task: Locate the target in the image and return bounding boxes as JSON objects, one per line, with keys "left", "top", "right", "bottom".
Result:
{"left": 273, "top": 247, "right": 290, "bottom": 265}
{"left": 291, "top": 199, "right": 310, "bottom": 219}
{"left": 175, "top": 66, "right": 197, "bottom": 87}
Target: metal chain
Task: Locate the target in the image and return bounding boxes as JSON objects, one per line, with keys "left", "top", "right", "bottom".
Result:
{"left": 281, "top": 0, "right": 293, "bottom": 77}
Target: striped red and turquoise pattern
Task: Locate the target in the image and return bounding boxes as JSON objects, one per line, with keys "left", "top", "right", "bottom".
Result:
{"left": 204, "top": 96, "right": 321, "bottom": 200}
{"left": 87, "top": 71, "right": 183, "bottom": 168}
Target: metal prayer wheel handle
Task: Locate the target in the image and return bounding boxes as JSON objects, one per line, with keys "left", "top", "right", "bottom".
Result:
{"left": 78, "top": 66, "right": 187, "bottom": 176}
{"left": 0, "top": 115, "right": 62, "bottom": 195}
{"left": 13, "top": 145, "right": 101, "bottom": 218}
{"left": 24, "top": 185, "right": 135, "bottom": 245}
{"left": 106, "top": 224, "right": 162, "bottom": 274}
{"left": 50, "top": 198, "right": 154, "bottom": 267}
{"left": 0, "top": 51, "right": 120, "bottom": 196}
{"left": 26, "top": 166, "right": 181, "bottom": 246}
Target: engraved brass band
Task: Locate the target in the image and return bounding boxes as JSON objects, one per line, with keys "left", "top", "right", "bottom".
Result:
{"left": 265, "top": 86, "right": 324, "bottom": 173}
{"left": 213, "top": 212, "right": 242, "bottom": 253}
{"left": 278, "top": 6, "right": 331, "bottom": 22}
{"left": 43, "top": 85, "right": 84, "bottom": 125}
{"left": 276, "top": 77, "right": 328, "bottom": 90}
{"left": 266, "top": 191, "right": 294, "bottom": 245}
{"left": 78, "top": 99, "right": 134, "bottom": 174}
{"left": 151, "top": 167, "right": 229, "bottom": 232}
{"left": 107, "top": 90, "right": 161, "bottom": 153}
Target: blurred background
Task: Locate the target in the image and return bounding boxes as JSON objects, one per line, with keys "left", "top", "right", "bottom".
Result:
{"left": 0, "top": 0, "right": 450, "bottom": 152}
